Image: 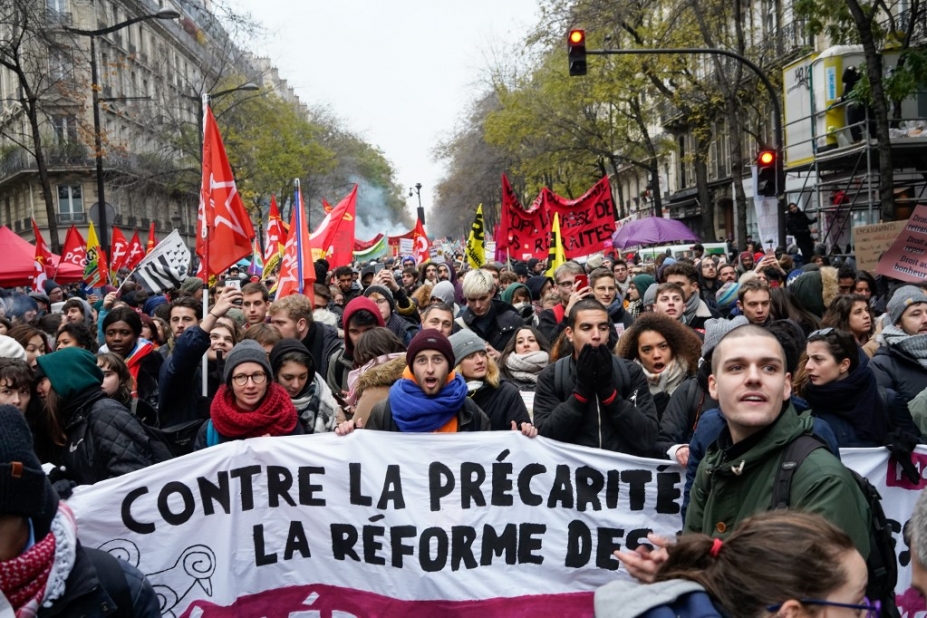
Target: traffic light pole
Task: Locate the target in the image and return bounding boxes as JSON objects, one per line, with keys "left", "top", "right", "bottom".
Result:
{"left": 587, "top": 47, "right": 785, "bottom": 247}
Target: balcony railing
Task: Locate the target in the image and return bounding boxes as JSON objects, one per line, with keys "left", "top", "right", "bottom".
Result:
{"left": 57, "top": 212, "right": 87, "bottom": 224}
{"left": 45, "top": 9, "right": 72, "bottom": 28}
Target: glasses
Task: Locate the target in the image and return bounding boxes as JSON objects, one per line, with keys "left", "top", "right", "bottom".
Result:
{"left": 231, "top": 372, "right": 267, "bottom": 386}
{"left": 558, "top": 280, "right": 574, "bottom": 289}
{"left": 808, "top": 327, "right": 835, "bottom": 338}
{"left": 767, "top": 598, "right": 880, "bottom": 618}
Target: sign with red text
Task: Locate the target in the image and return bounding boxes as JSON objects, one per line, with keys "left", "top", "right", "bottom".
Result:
{"left": 540, "top": 177, "right": 616, "bottom": 259}
{"left": 875, "top": 205, "right": 927, "bottom": 282}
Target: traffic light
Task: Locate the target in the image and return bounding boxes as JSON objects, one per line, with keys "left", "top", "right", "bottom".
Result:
{"left": 568, "top": 29, "right": 586, "bottom": 76}
{"left": 756, "top": 148, "right": 778, "bottom": 197}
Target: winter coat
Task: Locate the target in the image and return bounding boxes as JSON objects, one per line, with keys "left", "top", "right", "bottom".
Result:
{"left": 470, "top": 378, "right": 531, "bottom": 431}
{"left": 870, "top": 343, "right": 927, "bottom": 407}
{"left": 789, "top": 266, "right": 839, "bottom": 318}
{"left": 157, "top": 325, "right": 216, "bottom": 429}
{"left": 58, "top": 388, "right": 169, "bottom": 485}
{"left": 655, "top": 377, "right": 717, "bottom": 458}
{"left": 385, "top": 311, "right": 419, "bottom": 347}
{"left": 353, "top": 357, "right": 407, "bottom": 424}
{"left": 38, "top": 545, "right": 161, "bottom": 618}
{"left": 301, "top": 321, "right": 342, "bottom": 379}
{"left": 685, "top": 404, "right": 871, "bottom": 558}
{"left": 133, "top": 347, "right": 163, "bottom": 416}
{"left": 459, "top": 299, "right": 522, "bottom": 353}
{"left": 595, "top": 579, "right": 723, "bottom": 618}
{"left": 533, "top": 355, "right": 658, "bottom": 456}
{"left": 365, "top": 396, "right": 490, "bottom": 432}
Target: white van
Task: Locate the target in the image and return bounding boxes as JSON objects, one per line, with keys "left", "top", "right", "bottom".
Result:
{"left": 635, "top": 242, "right": 728, "bottom": 262}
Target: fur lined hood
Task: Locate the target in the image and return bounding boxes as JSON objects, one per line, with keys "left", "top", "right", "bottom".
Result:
{"left": 790, "top": 266, "right": 838, "bottom": 318}
{"left": 355, "top": 356, "right": 407, "bottom": 398}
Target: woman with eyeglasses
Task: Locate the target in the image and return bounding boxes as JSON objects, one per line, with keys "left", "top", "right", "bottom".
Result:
{"left": 195, "top": 340, "right": 303, "bottom": 450}
{"left": 795, "top": 327, "right": 917, "bottom": 447}
{"left": 600, "top": 511, "right": 875, "bottom": 618}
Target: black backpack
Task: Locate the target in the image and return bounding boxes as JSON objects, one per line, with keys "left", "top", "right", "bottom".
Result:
{"left": 770, "top": 434, "right": 899, "bottom": 618}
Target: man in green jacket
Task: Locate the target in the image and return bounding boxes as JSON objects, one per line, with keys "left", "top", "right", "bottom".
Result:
{"left": 617, "top": 324, "right": 871, "bottom": 581}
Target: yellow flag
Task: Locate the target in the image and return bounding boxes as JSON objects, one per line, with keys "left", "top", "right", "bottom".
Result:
{"left": 545, "top": 212, "right": 566, "bottom": 278}
{"left": 466, "top": 204, "right": 485, "bottom": 269}
{"left": 83, "top": 221, "right": 108, "bottom": 288}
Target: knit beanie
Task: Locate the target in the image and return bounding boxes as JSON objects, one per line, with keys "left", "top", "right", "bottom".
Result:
{"left": 224, "top": 340, "right": 274, "bottom": 385}
{"left": 702, "top": 316, "right": 749, "bottom": 357}
{"left": 715, "top": 282, "right": 740, "bottom": 309}
{"left": 888, "top": 285, "right": 927, "bottom": 326}
{"left": 586, "top": 254, "right": 604, "bottom": 270}
{"left": 143, "top": 295, "right": 168, "bottom": 316}
{"left": 36, "top": 347, "right": 103, "bottom": 400}
{"left": 180, "top": 277, "right": 204, "bottom": 294}
{"left": 269, "top": 338, "right": 314, "bottom": 376}
{"left": 431, "top": 281, "right": 457, "bottom": 306}
{"left": 642, "top": 283, "right": 658, "bottom": 308}
{"left": 42, "top": 280, "right": 61, "bottom": 296}
{"left": 790, "top": 271, "right": 825, "bottom": 317}
{"left": 501, "top": 283, "right": 531, "bottom": 306}
{"left": 0, "top": 335, "right": 26, "bottom": 361}
{"left": 406, "top": 329, "right": 455, "bottom": 367}
{"left": 0, "top": 405, "right": 55, "bottom": 523}
{"left": 525, "top": 276, "right": 552, "bottom": 302}
{"left": 632, "top": 274, "right": 655, "bottom": 298}
{"left": 363, "top": 285, "right": 395, "bottom": 313}
{"left": 449, "top": 330, "right": 486, "bottom": 365}
{"left": 225, "top": 307, "right": 246, "bottom": 327}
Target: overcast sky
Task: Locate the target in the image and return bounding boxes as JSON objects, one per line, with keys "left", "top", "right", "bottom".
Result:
{"left": 228, "top": 0, "right": 540, "bottom": 223}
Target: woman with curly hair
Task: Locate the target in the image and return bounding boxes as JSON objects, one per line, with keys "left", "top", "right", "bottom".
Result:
{"left": 616, "top": 312, "right": 702, "bottom": 420}
{"left": 821, "top": 293, "right": 874, "bottom": 351}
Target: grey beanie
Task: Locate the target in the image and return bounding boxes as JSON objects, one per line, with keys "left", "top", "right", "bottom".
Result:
{"left": 223, "top": 340, "right": 273, "bottom": 384}
{"left": 888, "top": 285, "right": 927, "bottom": 326}
{"left": 701, "top": 316, "right": 749, "bottom": 358}
{"left": 448, "top": 330, "right": 486, "bottom": 366}
{"left": 642, "top": 283, "right": 658, "bottom": 308}
{"left": 363, "top": 285, "right": 395, "bottom": 313}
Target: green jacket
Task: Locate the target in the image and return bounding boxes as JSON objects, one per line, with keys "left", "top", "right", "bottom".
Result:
{"left": 685, "top": 404, "right": 871, "bottom": 558}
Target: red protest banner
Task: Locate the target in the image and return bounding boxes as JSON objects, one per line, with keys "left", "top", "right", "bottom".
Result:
{"left": 540, "top": 176, "right": 616, "bottom": 259}
{"left": 875, "top": 204, "right": 927, "bottom": 283}
{"left": 498, "top": 174, "right": 550, "bottom": 261}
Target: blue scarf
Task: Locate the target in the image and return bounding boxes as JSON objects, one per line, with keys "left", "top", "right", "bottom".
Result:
{"left": 389, "top": 372, "right": 469, "bottom": 432}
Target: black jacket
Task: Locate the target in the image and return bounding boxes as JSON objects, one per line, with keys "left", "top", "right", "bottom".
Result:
{"left": 386, "top": 311, "right": 419, "bottom": 347}
{"left": 656, "top": 377, "right": 717, "bottom": 458}
{"left": 301, "top": 321, "right": 342, "bottom": 379}
{"left": 157, "top": 325, "right": 222, "bottom": 429}
{"left": 460, "top": 299, "right": 522, "bottom": 352}
{"left": 38, "top": 545, "right": 160, "bottom": 617}
{"left": 533, "top": 355, "right": 658, "bottom": 455}
{"left": 59, "top": 389, "right": 169, "bottom": 485}
{"left": 366, "top": 397, "right": 490, "bottom": 432}
{"left": 471, "top": 379, "right": 531, "bottom": 431}
{"left": 134, "top": 351, "right": 163, "bottom": 415}
{"left": 870, "top": 343, "right": 927, "bottom": 406}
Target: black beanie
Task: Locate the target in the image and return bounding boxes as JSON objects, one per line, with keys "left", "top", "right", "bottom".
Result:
{"left": 269, "top": 338, "right": 314, "bottom": 377}
{"left": 0, "top": 405, "right": 55, "bottom": 524}
{"left": 406, "top": 329, "right": 455, "bottom": 367}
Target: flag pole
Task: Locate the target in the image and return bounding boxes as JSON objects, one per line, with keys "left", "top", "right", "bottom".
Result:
{"left": 295, "top": 178, "right": 304, "bottom": 295}
{"left": 201, "top": 93, "right": 210, "bottom": 398}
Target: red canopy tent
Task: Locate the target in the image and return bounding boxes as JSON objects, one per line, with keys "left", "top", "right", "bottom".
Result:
{"left": 0, "top": 226, "right": 83, "bottom": 288}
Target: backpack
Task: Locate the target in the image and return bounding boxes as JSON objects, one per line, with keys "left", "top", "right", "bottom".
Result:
{"left": 86, "top": 548, "right": 134, "bottom": 618}
{"left": 769, "top": 434, "right": 899, "bottom": 618}
{"left": 552, "top": 355, "right": 632, "bottom": 402}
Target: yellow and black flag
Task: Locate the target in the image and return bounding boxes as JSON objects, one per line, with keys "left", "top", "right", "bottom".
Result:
{"left": 466, "top": 204, "right": 486, "bottom": 269}
{"left": 545, "top": 212, "right": 566, "bottom": 278}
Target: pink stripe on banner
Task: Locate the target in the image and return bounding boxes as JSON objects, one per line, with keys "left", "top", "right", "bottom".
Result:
{"left": 181, "top": 584, "right": 595, "bottom": 617}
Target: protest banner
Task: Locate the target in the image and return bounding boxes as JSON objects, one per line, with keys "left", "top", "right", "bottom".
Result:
{"left": 541, "top": 177, "right": 617, "bottom": 259}
{"left": 876, "top": 204, "right": 927, "bottom": 282}
{"left": 498, "top": 174, "right": 550, "bottom": 261}
{"left": 66, "top": 434, "right": 925, "bottom": 618}
{"left": 854, "top": 220, "right": 907, "bottom": 272}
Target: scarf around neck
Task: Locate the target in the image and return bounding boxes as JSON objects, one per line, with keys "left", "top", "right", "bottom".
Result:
{"left": 683, "top": 291, "right": 701, "bottom": 323}
{"left": 802, "top": 354, "right": 888, "bottom": 443}
{"left": 635, "top": 357, "right": 688, "bottom": 396}
{"left": 882, "top": 326, "right": 927, "bottom": 370}
{"left": 0, "top": 504, "right": 77, "bottom": 618}
{"left": 504, "top": 351, "right": 550, "bottom": 384}
{"left": 388, "top": 366, "right": 468, "bottom": 432}
{"left": 210, "top": 382, "right": 298, "bottom": 439}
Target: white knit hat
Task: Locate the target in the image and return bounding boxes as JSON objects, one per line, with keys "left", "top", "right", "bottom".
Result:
{"left": 0, "top": 336, "right": 26, "bottom": 361}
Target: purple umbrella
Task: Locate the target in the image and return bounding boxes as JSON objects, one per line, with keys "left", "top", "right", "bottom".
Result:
{"left": 611, "top": 217, "right": 699, "bottom": 249}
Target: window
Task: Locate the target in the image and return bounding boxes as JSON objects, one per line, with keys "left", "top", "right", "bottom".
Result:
{"left": 52, "top": 116, "right": 78, "bottom": 143}
{"left": 57, "top": 185, "right": 83, "bottom": 222}
{"left": 47, "top": 0, "right": 67, "bottom": 12}
{"left": 48, "top": 48, "right": 71, "bottom": 81}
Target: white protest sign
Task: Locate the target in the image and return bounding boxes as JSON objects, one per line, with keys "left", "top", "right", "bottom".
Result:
{"left": 399, "top": 238, "right": 414, "bottom": 255}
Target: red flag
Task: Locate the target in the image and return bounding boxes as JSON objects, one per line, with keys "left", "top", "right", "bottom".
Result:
{"left": 58, "top": 225, "right": 86, "bottom": 270}
{"left": 412, "top": 218, "right": 430, "bottom": 265}
{"left": 146, "top": 221, "right": 157, "bottom": 255}
{"left": 124, "top": 229, "right": 145, "bottom": 270}
{"left": 310, "top": 185, "right": 357, "bottom": 269}
{"left": 31, "top": 219, "right": 53, "bottom": 293}
{"left": 499, "top": 173, "right": 550, "bottom": 261}
{"left": 540, "top": 176, "right": 616, "bottom": 259}
{"left": 322, "top": 198, "right": 333, "bottom": 214}
{"left": 110, "top": 227, "right": 129, "bottom": 275}
{"left": 263, "top": 194, "right": 285, "bottom": 270}
{"left": 276, "top": 186, "right": 315, "bottom": 300}
{"left": 196, "top": 104, "right": 255, "bottom": 280}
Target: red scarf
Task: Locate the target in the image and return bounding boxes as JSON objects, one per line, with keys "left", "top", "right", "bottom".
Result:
{"left": 210, "top": 382, "right": 298, "bottom": 439}
{"left": 0, "top": 529, "right": 56, "bottom": 613}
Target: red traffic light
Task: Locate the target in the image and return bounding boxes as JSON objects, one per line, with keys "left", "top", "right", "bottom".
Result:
{"left": 569, "top": 29, "right": 585, "bottom": 44}
{"left": 757, "top": 150, "right": 775, "bottom": 166}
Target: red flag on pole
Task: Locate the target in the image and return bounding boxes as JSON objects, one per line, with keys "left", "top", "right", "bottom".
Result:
{"left": 310, "top": 185, "right": 358, "bottom": 269}
{"left": 322, "top": 198, "right": 333, "bottom": 214}
{"left": 146, "top": 221, "right": 157, "bottom": 255}
{"left": 412, "top": 218, "right": 430, "bottom": 265}
{"left": 124, "top": 229, "right": 145, "bottom": 270}
{"left": 275, "top": 182, "right": 315, "bottom": 300}
{"left": 196, "top": 104, "right": 255, "bottom": 281}
{"left": 58, "top": 225, "right": 86, "bottom": 272}
{"left": 263, "top": 194, "right": 285, "bottom": 274}
{"left": 109, "top": 227, "right": 129, "bottom": 275}
{"left": 31, "top": 219, "right": 53, "bottom": 293}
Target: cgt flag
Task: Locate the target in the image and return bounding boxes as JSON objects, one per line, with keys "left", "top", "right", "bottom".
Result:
{"left": 109, "top": 227, "right": 129, "bottom": 281}
{"left": 124, "top": 229, "right": 145, "bottom": 270}
{"left": 466, "top": 204, "right": 485, "bottom": 269}
{"left": 83, "top": 222, "right": 108, "bottom": 288}
{"left": 129, "top": 229, "right": 191, "bottom": 295}
{"left": 411, "top": 218, "right": 430, "bottom": 265}
{"left": 146, "top": 221, "right": 157, "bottom": 255}
{"left": 545, "top": 212, "right": 566, "bottom": 278}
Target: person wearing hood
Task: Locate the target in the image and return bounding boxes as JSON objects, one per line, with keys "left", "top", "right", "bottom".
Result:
{"left": 789, "top": 265, "right": 840, "bottom": 318}
{"left": 158, "top": 286, "right": 242, "bottom": 431}
{"left": 101, "top": 307, "right": 162, "bottom": 414}
{"left": 62, "top": 297, "right": 93, "bottom": 329}
{"left": 589, "top": 268, "right": 633, "bottom": 337}
{"left": 786, "top": 201, "right": 817, "bottom": 260}
{"left": 440, "top": 259, "right": 466, "bottom": 305}
{"left": 626, "top": 273, "right": 655, "bottom": 320}
{"left": 870, "top": 285, "right": 927, "bottom": 406}
{"left": 458, "top": 269, "right": 523, "bottom": 359}
{"left": 734, "top": 250, "right": 755, "bottom": 275}
{"left": 500, "top": 282, "right": 537, "bottom": 327}
{"left": 326, "top": 297, "right": 384, "bottom": 400}
{"left": 35, "top": 347, "right": 170, "bottom": 485}
{"left": 9, "top": 294, "right": 39, "bottom": 326}
{"left": 449, "top": 330, "right": 531, "bottom": 431}
{"left": 270, "top": 338, "right": 339, "bottom": 434}
{"left": 664, "top": 262, "right": 719, "bottom": 330}
{"left": 524, "top": 275, "right": 554, "bottom": 312}
{"left": 195, "top": 340, "right": 304, "bottom": 449}
{"left": 430, "top": 280, "right": 461, "bottom": 316}
{"left": 697, "top": 257, "right": 721, "bottom": 308}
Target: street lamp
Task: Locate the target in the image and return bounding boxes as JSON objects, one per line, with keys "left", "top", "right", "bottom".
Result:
{"left": 65, "top": 9, "right": 180, "bottom": 257}
{"left": 184, "top": 82, "right": 260, "bottom": 155}
{"left": 409, "top": 182, "right": 424, "bottom": 224}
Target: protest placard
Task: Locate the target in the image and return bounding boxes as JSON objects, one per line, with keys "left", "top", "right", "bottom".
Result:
{"left": 855, "top": 220, "right": 907, "bottom": 272}
{"left": 876, "top": 205, "right": 927, "bottom": 282}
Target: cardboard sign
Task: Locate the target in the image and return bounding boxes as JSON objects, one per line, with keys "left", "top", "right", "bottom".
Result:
{"left": 854, "top": 220, "right": 907, "bottom": 272}
{"left": 875, "top": 205, "right": 927, "bottom": 282}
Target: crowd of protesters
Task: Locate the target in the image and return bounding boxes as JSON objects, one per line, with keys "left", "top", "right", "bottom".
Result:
{"left": 3, "top": 231, "right": 927, "bottom": 616}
